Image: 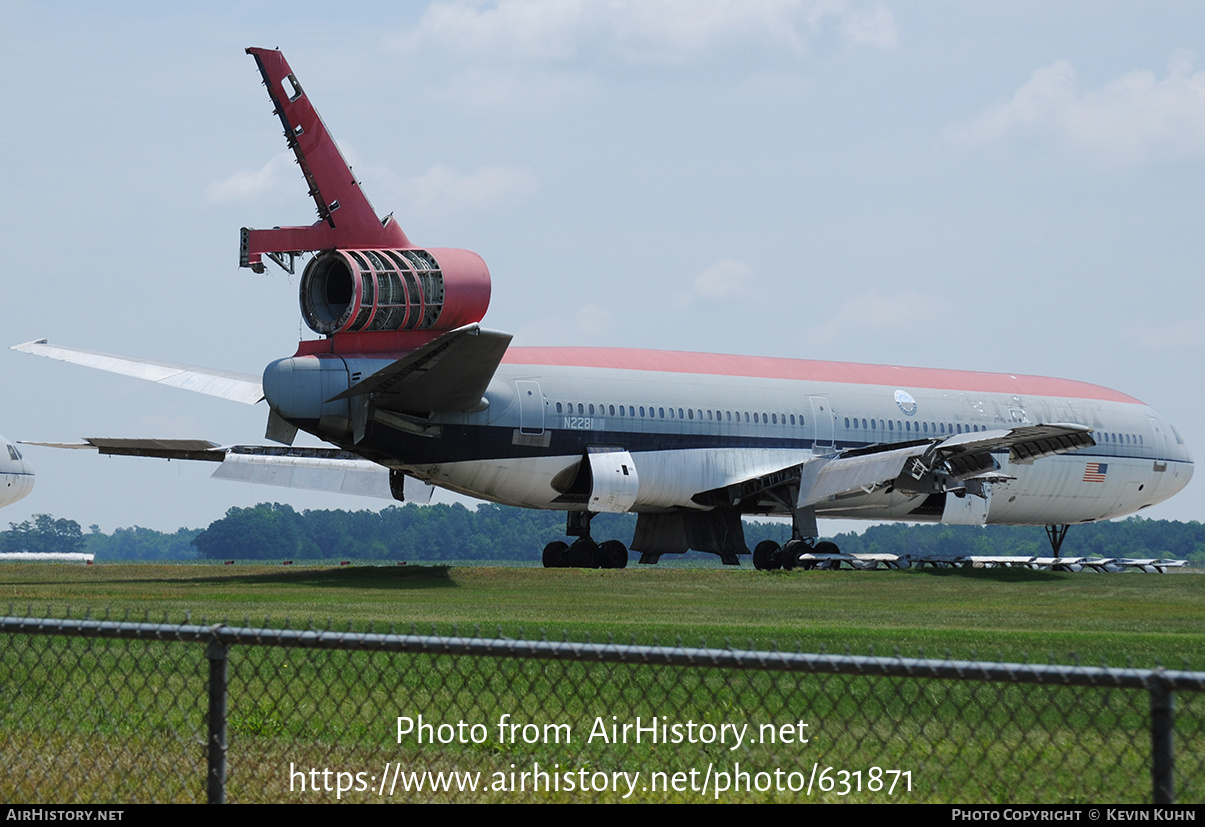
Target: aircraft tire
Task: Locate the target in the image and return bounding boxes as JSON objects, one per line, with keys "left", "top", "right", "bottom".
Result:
{"left": 814, "top": 540, "right": 839, "bottom": 554}
{"left": 752, "top": 540, "right": 781, "bottom": 571}
{"left": 542, "top": 541, "right": 569, "bottom": 568}
{"left": 568, "top": 538, "right": 600, "bottom": 568}
{"left": 780, "top": 539, "right": 806, "bottom": 571}
{"left": 599, "top": 540, "right": 628, "bottom": 569}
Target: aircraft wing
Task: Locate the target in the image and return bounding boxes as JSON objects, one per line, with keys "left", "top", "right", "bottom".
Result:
{"left": 20, "top": 439, "right": 433, "bottom": 503}
{"left": 11, "top": 340, "right": 264, "bottom": 405}
{"left": 693, "top": 423, "right": 1095, "bottom": 510}
{"left": 329, "top": 324, "right": 513, "bottom": 416}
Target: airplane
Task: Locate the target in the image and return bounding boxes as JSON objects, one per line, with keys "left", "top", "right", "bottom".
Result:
{"left": 0, "top": 435, "right": 34, "bottom": 508}
{"left": 12, "top": 48, "right": 1194, "bottom": 569}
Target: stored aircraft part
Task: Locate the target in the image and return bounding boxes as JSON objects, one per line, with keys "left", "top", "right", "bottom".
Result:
{"left": 11, "top": 340, "right": 263, "bottom": 405}
{"left": 0, "top": 553, "right": 93, "bottom": 563}
{"left": 326, "top": 325, "right": 512, "bottom": 416}
{"left": 300, "top": 248, "right": 490, "bottom": 336}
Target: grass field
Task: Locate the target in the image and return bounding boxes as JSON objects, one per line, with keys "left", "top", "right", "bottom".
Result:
{"left": 2, "top": 562, "right": 1202, "bottom": 666}
{"left": 2, "top": 562, "right": 1203, "bottom": 803}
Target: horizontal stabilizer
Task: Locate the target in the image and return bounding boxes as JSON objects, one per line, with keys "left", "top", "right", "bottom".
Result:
{"left": 329, "top": 324, "right": 513, "bottom": 416}
{"left": 11, "top": 340, "right": 263, "bottom": 405}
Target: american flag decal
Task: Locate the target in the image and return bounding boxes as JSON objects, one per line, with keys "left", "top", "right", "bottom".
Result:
{"left": 1083, "top": 462, "right": 1108, "bottom": 483}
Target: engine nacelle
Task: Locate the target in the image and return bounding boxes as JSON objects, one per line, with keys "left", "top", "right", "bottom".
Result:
{"left": 300, "top": 247, "right": 490, "bottom": 336}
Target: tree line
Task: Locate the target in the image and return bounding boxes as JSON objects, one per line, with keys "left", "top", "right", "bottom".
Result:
{"left": 2, "top": 504, "right": 1203, "bottom": 563}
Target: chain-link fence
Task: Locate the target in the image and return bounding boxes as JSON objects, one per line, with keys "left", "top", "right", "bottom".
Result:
{"left": 1, "top": 612, "right": 1202, "bottom": 804}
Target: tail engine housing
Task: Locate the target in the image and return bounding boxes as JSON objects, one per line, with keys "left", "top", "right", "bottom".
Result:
{"left": 300, "top": 247, "right": 491, "bottom": 336}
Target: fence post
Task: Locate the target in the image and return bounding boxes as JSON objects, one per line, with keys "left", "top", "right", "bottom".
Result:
{"left": 205, "top": 636, "right": 230, "bottom": 804}
{"left": 1148, "top": 670, "right": 1174, "bottom": 805}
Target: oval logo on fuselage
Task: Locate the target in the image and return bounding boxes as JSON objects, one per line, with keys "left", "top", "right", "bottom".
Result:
{"left": 894, "top": 389, "right": 917, "bottom": 416}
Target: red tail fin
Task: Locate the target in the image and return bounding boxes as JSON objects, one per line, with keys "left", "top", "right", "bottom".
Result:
{"left": 240, "top": 48, "right": 409, "bottom": 271}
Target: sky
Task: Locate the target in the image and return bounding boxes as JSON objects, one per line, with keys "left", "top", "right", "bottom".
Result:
{"left": 2, "top": 1, "right": 1203, "bottom": 537}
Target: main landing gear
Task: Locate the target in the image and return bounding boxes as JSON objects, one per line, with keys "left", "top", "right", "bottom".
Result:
{"left": 752, "top": 538, "right": 841, "bottom": 571}
{"left": 542, "top": 512, "right": 629, "bottom": 569}
{"left": 751, "top": 504, "right": 839, "bottom": 570}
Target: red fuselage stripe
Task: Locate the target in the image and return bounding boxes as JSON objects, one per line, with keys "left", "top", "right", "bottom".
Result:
{"left": 500, "top": 347, "right": 1142, "bottom": 404}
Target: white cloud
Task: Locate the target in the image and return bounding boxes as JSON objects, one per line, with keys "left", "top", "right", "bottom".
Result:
{"left": 392, "top": 0, "right": 896, "bottom": 65}
{"left": 1126, "top": 313, "right": 1205, "bottom": 353}
{"left": 203, "top": 153, "right": 292, "bottom": 205}
{"left": 682, "top": 259, "right": 760, "bottom": 304}
{"left": 406, "top": 164, "right": 538, "bottom": 210}
{"left": 801, "top": 291, "right": 953, "bottom": 348}
{"left": 950, "top": 52, "right": 1205, "bottom": 162}
{"left": 575, "top": 304, "right": 615, "bottom": 336}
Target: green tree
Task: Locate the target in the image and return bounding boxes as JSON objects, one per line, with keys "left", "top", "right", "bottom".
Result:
{"left": 1, "top": 514, "right": 85, "bottom": 555}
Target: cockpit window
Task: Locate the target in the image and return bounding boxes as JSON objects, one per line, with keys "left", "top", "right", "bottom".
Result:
{"left": 6, "top": 444, "right": 19, "bottom": 461}
{"left": 1172, "top": 426, "right": 1185, "bottom": 445}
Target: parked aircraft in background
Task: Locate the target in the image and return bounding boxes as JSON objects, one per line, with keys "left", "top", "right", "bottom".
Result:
{"left": 13, "top": 49, "right": 1194, "bottom": 568}
{"left": 0, "top": 436, "right": 34, "bottom": 508}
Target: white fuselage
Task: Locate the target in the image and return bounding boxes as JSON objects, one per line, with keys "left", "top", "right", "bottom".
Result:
{"left": 365, "top": 348, "right": 1192, "bottom": 527}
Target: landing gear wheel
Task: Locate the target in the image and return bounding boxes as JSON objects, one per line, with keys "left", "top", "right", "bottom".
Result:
{"left": 599, "top": 540, "right": 628, "bottom": 569}
{"left": 780, "top": 539, "right": 807, "bottom": 571}
{"left": 813, "top": 540, "right": 839, "bottom": 554}
{"left": 542, "top": 541, "right": 569, "bottom": 568}
{"left": 568, "top": 538, "right": 600, "bottom": 568}
{"left": 753, "top": 540, "right": 781, "bottom": 571}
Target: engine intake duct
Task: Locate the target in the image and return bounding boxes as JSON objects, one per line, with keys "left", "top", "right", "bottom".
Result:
{"left": 300, "top": 248, "right": 490, "bottom": 336}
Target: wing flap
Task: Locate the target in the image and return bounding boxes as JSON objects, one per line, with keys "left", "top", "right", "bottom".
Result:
{"left": 798, "top": 444, "right": 930, "bottom": 507}
{"left": 22, "top": 439, "right": 434, "bottom": 503}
